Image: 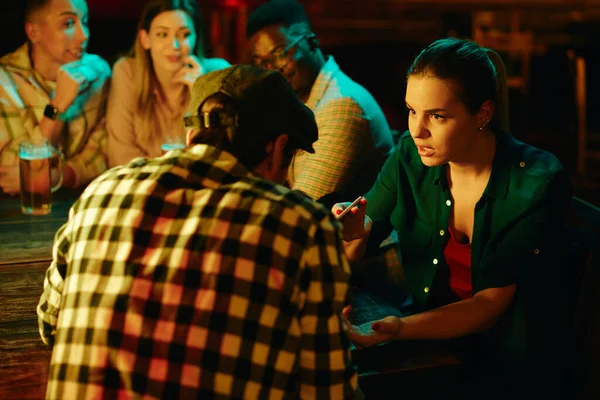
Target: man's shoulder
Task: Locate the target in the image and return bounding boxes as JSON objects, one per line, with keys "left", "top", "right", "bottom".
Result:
{"left": 314, "top": 63, "right": 388, "bottom": 128}
{"left": 245, "top": 177, "right": 335, "bottom": 225}
{"left": 0, "top": 44, "right": 28, "bottom": 70}
{"left": 79, "top": 160, "right": 341, "bottom": 240}
{"left": 0, "top": 46, "right": 30, "bottom": 106}
{"left": 317, "top": 64, "right": 374, "bottom": 105}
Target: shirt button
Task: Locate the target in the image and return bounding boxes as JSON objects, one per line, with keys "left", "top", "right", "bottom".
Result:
{"left": 439, "top": 230, "right": 445, "bottom": 236}
{"left": 433, "top": 258, "right": 439, "bottom": 265}
{"left": 424, "top": 287, "right": 430, "bottom": 293}
{"left": 534, "top": 248, "right": 540, "bottom": 255}
{"left": 446, "top": 200, "right": 452, "bottom": 206}
{"left": 519, "top": 161, "right": 526, "bottom": 167}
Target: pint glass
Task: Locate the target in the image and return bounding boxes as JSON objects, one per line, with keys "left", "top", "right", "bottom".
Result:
{"left": 19, "top": 139, "right": 64, "bottom": 215}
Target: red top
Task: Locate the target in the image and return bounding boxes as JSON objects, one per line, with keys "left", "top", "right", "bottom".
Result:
{"left": 443, "top": 227, "right": 473, "bottom": 300}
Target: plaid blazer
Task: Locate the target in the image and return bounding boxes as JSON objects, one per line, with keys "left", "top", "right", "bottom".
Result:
{"left": 289, "top": 57, "right": 393, "bottom": 201}
{"left": 38, "top": 145, "right": 357, "bottom": 399}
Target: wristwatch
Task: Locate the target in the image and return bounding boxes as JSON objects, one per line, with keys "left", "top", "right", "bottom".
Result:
{"left": 43, "top": 104, "right": 60, "bottom": 120}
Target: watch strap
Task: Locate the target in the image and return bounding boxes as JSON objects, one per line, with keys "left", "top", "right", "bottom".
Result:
{"left": 43, "top": 104, "right": 59, "bottom": 120}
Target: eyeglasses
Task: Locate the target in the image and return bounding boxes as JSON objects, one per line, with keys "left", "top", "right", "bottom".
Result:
{"left": 252, "top": 34, "right": 308, "bottom": 70}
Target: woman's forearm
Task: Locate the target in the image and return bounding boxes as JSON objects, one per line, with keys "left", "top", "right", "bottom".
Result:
{"left": 343, "top": 234, "right": 370, "bottom": 263}
{"left": 393, "top": 285, "right": 516, "bottom": 340}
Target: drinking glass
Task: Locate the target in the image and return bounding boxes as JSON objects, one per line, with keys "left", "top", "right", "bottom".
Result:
{"left": 19, "top": 139, "right": 64, "bottom": 215}
{"left": 161, "top": 135, "right": 186, "bottom": 155}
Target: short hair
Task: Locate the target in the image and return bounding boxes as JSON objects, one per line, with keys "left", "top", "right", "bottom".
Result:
{"left": 24, "top": 0, "right": 51, "bottom": 22}
{"left": 407, "top": 37, "right": 510, "bottom": 134}
{"left": 188, "top": 94, "right": 299, "bottom": 170}
{"left": 246, "top": 0, "right": 311, "bottom": 38}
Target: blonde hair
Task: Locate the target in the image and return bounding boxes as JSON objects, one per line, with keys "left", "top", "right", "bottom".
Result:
{"left": 130, "top": 0, "right": 206, "bottom": 147}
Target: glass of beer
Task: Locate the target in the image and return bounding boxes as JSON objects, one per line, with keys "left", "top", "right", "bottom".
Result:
{"left": 19, "top": 139, "right": 64, "bottom": 216}
{"left": 161, "top": 135, "right": 186, "bottom": 155}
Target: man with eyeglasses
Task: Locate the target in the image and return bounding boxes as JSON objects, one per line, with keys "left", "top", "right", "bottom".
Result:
{"left": 247, "top": 0, "right": 394, "bottom": 204}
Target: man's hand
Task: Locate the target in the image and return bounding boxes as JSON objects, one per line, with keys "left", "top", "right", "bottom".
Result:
{"left": 52, "top": 54, "right": 105, "bottom": 114}
{"left": 52, "top": 62, "right": 89, "bottom": 113}
{"left": 0, "top": 166, "right": 20, "bottom": 195}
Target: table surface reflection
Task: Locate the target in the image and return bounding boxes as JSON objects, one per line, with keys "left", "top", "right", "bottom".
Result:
{"left": 0, "top": 188, "right": 83, "bottom": 265}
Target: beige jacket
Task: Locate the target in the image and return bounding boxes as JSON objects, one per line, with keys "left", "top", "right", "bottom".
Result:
{"left": 106, "top": 56, "right": 230, "bottom": 167}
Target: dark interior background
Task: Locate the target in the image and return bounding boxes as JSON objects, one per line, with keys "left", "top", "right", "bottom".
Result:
{"left": 1, "top": 0, "right": 599, "bottom": 205}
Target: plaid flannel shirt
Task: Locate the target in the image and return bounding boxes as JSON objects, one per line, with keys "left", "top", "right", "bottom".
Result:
{"left": 0, "top": 43, "right": 110, "bottom": 186}
{"left": 288, "top": 57, "right": 393, "bottom": 201}
{"left": 37, "top": 145, "right": 357, "bottom": 399}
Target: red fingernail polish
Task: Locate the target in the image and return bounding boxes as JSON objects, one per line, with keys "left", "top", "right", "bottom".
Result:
{"left": 351, "top": 208, "right": 358, "bottom": 214}
{"left": 360, "top": 198, "right": 367, "bottom": 205}
{"left": 336, "top": 209, "right": 342, "bottom": 215}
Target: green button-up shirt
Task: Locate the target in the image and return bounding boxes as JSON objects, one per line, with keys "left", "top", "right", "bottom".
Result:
{"left": 365, "top": 131, "right": 572, "bottom": 381}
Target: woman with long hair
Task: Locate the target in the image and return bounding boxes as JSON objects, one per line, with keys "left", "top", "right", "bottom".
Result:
{"left": 336, "top": 37, "right": 574, "bottom": 396}
{"left": 107, "top": 0, "right": 229, "bottom": 167}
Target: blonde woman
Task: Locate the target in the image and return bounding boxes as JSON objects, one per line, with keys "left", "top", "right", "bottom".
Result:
{"left": 107, "top": 0, "right": 229, "bottom": 167}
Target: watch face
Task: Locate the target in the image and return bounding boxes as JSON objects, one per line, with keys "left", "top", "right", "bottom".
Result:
{"left": 44, "top": 104, "right": 59, "bottom": 120}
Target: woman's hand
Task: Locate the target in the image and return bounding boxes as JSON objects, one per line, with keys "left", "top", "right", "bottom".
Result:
{"left": 331, "top": 197, "right": 372, "bottom": 242}
{"left": 172, "top": 55, "right": 204, "bottom": 90}
{"left": 342, "top": 305, "right": 402, "bottom": 348}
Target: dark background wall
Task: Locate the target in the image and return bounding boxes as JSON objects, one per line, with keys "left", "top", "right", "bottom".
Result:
{"left": 1, "top": 0, "right": 598, "bottom": 204}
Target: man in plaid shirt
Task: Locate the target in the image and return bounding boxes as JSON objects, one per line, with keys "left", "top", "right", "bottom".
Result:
{"left": 247, "top": 0, "right": 394, "bottom": 203}
{"left": 0, "top": 0, "right": 110, "bottom": 195}
{"left": 37, "top": 65, "right": 358, "bottom": 399}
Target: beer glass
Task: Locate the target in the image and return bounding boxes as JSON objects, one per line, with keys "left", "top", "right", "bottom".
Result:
{"left": 161, "top": 135, "right": 185, "bottom": 155}
{"left": 19, "top": 139, "right": 64, "bottom": 215}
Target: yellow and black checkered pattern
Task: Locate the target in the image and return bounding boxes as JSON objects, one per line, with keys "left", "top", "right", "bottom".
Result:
{"left": 38, "top": 144, "right": 357, "bottom": 399}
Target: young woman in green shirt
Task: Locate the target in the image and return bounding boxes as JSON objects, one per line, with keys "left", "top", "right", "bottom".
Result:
{"left": 336, "top": 38, "right": 574, "bottom": 395}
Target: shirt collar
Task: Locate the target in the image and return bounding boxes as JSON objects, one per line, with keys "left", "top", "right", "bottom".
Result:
{"left": 305, "top": 56, "right": 339, "bottom": 110}
{"left": 176, "top": 144, "right": 252, "bottom": 187}
{"left": 432, "top": 166, "right": 448, "bottom": 190}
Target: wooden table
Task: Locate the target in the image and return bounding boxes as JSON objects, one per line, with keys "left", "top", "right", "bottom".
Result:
{"left": 0, "top": 189, "right": 81, "bottom": 399}
{"left": 0, "top": 261, "right": 53, "bottom": 399}
{"left": 350, "top": 290, "right": 461, "bottom": 396}
{"left": 0, "top": 190, "right": 460, "bottom": 399}
{"left": 0, "top": 189, "right": 83, "bottom": 265}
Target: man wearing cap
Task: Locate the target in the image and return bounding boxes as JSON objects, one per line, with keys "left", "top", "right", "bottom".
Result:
{"left": 37, "top": 65, "right": 358, "bottom": 399}
{"left": 247, "top": 0, "right": 394, "bottom": 203}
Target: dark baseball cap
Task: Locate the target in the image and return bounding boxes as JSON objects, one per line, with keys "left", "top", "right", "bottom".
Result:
{"left": 184, "top": 65, "right": 317, "bottom": 153}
